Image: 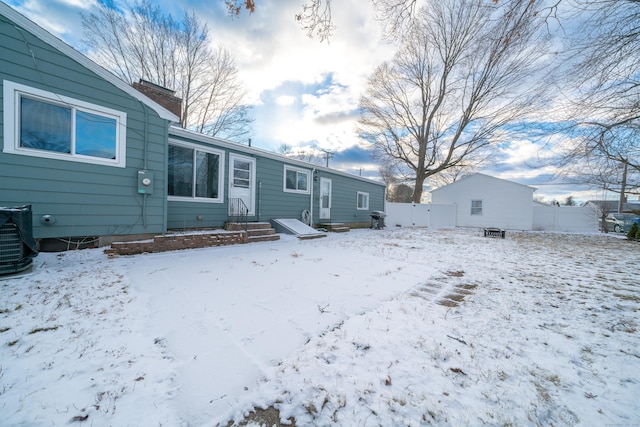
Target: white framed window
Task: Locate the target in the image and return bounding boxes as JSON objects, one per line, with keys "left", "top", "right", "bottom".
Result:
{"left": 471, "top": 200, "right": 483, "bottom": 215}
{"left": 283, "top": 165, "right": 310, "bottom": 194}
{"left": 3, "top": 80, "right": 127, "bottom": 167}
{"left": 357, "top": 191, "right": 369, "bottom": 210}
{"left": 168, "top": 141, "right": 224, "bottom": 202}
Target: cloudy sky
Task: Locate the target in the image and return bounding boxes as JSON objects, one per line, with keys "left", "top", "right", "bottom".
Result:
{"left": 3, "top": 0, "right": 610, "bottom": 203}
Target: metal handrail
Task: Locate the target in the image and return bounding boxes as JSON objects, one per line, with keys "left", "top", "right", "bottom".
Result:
{"left": 229, "top": 198, "right": 249, "bottom": 231}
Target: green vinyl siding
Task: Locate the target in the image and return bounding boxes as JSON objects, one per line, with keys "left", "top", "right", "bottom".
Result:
{"left": 313, "top": 171, "right": 385, "bottom": 225}
{"left": 167, "top": 129, "right": 386, "bottom": 230}
{"left": 0, "top": 13, "right": 170, "bottom": 239}
{"left": 255, "top": 156, "right": 312, "bottom": 219}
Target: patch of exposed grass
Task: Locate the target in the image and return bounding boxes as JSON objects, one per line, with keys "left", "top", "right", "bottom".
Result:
{"left": 227, "top": 405, "right": 296, "bottom": 426}
{"left": 613, "top": 293, "right": 640, "bottom": 302}
{"left": 446, "top": 270, "right": 465, "bottom": 277}
{"left": 28, "top": 325, "right": 60, "bottom": 335}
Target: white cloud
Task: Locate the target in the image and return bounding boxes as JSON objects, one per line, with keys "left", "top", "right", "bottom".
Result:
{"left": 275, "top": 95, "right": 295, "bottom": 106}
{"left": 188, "top": 0, "right": 396, "bottom": 154}
{"left": 6, "top": 0, "right": 588, "bottom": 193}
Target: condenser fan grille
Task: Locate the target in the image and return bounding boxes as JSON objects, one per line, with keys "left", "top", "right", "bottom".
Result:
{"left": 0, "top": 223, "right": 27, "bottom": 274}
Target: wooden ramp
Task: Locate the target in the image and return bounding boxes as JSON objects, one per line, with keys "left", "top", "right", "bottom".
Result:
{"left": 271, "top": 219, "right": 326, "bottom": 240}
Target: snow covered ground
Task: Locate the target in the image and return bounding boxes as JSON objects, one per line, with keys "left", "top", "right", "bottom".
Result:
{"left": 1, "top": 227, "right": 638, "bottom": 426}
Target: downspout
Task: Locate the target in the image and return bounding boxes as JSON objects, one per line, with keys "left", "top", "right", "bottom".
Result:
{"left": 258, "top": 181, "right": 262, "bottom": 222}
{"left": 310, "top": 168, "right": 316, "bottom": 226}
{"left": 141, "top": 104, "right": 149, "bottom": 228}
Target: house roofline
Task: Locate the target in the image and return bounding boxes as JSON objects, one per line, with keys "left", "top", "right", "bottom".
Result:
{"left": 0, "top": 2, "right": 179, "bottom": 123}
{"left": 169, "top": 126, "right": 386, "bottom": 187}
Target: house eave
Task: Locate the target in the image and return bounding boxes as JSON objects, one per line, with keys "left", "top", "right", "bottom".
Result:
{"left": 169, "top": 126, "right": 386, "bottom": 187}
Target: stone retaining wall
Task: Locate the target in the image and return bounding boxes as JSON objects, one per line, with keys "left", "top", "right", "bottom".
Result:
{"left": 104, "top": 231, "right": 247, "bottom": 256}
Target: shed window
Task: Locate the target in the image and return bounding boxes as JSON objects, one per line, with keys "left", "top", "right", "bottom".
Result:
{"left": 471, "top": 200, "right": 483, "bottom": 215}
{"left": 3, "top": 80, "right": 126, "bottom": 167}
{"left": 168, "top": 143, "right": 222, "bottom": 201}
{"left": 357, "top": 192, "right": 369, "bottom": 210}
{"left": 283, "top": 166, "right": 310, "bottom": 194}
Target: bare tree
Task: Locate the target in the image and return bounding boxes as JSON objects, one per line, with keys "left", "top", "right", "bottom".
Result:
{"left": 357, "top": 0, "right": 549, "bottom": 203}
{"left": 547, "top": 0, "right": 640, "bottom": 211}
{"left": 385, "top": 183, "right": 414, "bottom": 202}
{"left": 277, "top": 144, "right": 324, "bottom": 165}
{"left": 224, "top": 0, "right": 422, "bottom": 42}
{"left": 295, "top": 0, "right": 336, "bottom": 43}
{"left": 294, "top": 0, "right": 423, "bottom": 42}
{"left": 370, "top": 0, "right": 420, "bottom": 40}
{"left": 190, "top": 45, "right": 253, "bottom": 141}
{"left": 225, "top": 0, "right": 256, "bottom": 16}
{"left": 550, "top": 125, "right": 639, "bottom": 212}
{"left": 83, "top": 0, "right": 252, "bottom": 141}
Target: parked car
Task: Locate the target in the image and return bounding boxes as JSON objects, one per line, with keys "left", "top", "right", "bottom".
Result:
{"left": 604, "top": 213, "right": 640, "bottom": 233}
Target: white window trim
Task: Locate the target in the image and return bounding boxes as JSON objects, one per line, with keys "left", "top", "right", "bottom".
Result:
{"left": 3, "top": 80, "right": 127, "bottom": 167}
{"left": 471, "top": 199, "right": 483, "bottom": 215}
{"left": 283, "top": 165, "right": 311, "bottom": 195}
{"left": 167, "top": 139, "right": 225, "bottom": 203}
{"left": 357, "top": 191, "right": 369, "bottom": 210}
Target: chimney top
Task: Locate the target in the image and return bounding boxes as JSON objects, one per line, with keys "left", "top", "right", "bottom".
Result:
{"left": 132, "top": 79, "right": 182, "bottom": 122}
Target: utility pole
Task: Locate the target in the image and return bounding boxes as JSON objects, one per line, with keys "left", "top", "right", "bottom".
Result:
{"left": 320, "top": 149, "right": 334, "bottom": 167}
{"left": 356, "top": 168, "right": 364, "bottom": 176}
{"left": 618, "top": 160, "right": 628, "bottom": 213}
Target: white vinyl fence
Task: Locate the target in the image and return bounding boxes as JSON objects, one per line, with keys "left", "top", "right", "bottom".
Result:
{"left": 385, "top": 203, "right": 456, "bottom": 228}
{"left": 385, "top": 202, "right": 599, "bottom": 232}
{"left": 532, "top": 205, "right": 599, "bottom": 233}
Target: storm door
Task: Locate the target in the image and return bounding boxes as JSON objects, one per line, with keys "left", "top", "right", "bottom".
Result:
{"left": 228, "top": 154, "right": 255, "bottom": 216}
{"left": 319, "top": 177, "right": 332, "bottom": 220}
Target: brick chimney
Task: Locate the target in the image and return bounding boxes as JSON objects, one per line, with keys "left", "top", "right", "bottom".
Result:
{"left": 132, "top": 79, "right": 182, "bottom": 122}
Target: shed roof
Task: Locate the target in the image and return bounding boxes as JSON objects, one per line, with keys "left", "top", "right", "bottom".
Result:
{"left": 430, "top": 173, "right": 536, "bottom": 194}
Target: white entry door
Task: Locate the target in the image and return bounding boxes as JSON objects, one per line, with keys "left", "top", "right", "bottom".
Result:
{"left": 319, "top": 177, "right": 332, "bottom": 220}
{"left": 229, "top": 154, "right": 256, "bottom": 215}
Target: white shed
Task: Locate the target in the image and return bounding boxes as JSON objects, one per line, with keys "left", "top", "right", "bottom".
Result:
{"left": 430, "top": 173, "right": 536, "bottom": 230}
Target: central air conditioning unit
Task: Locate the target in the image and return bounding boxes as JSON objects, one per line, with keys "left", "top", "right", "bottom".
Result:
{"left": 0, "top": 205, "right": 38, "bottom": 276}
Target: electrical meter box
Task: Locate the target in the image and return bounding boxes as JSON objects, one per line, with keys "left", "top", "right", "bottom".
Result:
{"left": 137, "top": 170, "right": 154, "bottom": 195}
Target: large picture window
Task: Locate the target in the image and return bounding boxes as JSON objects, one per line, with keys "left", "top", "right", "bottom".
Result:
{"left": 3, "top": 80, "right": 126, "bottom": 167}
{"left": 283, "top": 165, "right": 310, "bottom": 194}
{"left": 168, "top": 143, "right": 223, "bottom": 202}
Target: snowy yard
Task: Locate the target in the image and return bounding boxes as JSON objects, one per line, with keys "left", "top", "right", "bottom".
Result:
{"left": 1, "top": 228, "right": 638, "bottom": 426}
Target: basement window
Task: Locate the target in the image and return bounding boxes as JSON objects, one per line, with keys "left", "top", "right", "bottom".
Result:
{"left": 3, "top": 80, "right": 126, "bottom": 167}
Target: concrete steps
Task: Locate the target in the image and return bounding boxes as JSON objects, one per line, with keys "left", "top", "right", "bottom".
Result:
{"left": 225, "top": 222, "right": 280, "bottom": 243}
{"left": 319, "top": 223, "right": 350, "bottom": 233}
